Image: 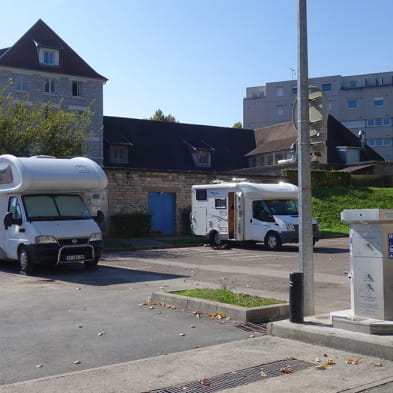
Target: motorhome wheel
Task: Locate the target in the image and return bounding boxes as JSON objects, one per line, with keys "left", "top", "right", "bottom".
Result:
{"left": 264, "top": 232, "right": 282, "bottom": 251}
{"left": 18, "top": 247, "right": 33, "bottom": 274}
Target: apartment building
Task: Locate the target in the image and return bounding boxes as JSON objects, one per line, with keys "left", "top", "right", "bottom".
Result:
{"left": 0, "top": 20, "right": 107, "bottom": 164}
{"left": 243, "top": 72, "right": 393, "bottom": 161}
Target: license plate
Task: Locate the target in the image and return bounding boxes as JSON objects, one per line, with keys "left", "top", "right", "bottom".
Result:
{"left": 66, "top": 255, "right": 85, "bottom": 261}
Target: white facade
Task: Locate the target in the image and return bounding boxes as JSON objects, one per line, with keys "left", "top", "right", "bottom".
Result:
{"left": 244, "top": 72, "right": 393, "bottom": 161}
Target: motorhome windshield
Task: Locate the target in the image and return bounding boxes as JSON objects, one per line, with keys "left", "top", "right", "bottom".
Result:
{"left": 23, "top": 194, "right": 91, "bottom": 221}
{"left": 264, "top": 199, "right": 298, "bottom": 215}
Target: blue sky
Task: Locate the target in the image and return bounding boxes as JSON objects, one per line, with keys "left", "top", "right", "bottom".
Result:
{"left": 1, "top": 0, "right": 392, "bottom": 127}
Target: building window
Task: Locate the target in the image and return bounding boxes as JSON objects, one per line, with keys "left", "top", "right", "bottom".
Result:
{"left": 367, "top": 118, "right": 391, "bottom": 127}
{"left": 110, "top": 145, "right": 128, "bottom": 163}
{"left": 368, "top": 138, "right": 391, "bottom": 147}
{"left": 15, "top": 75, "right": 28, "bottom": 91}
{"left": 72, "top": 80, "right": 83, "bottom": 97}
{"left": 322, "top": 83, "right": 332, "bottom": 92}
{"left": 39, "top": 48, "right": 59, "bottom": 66}
{"left": 292, "top": 87, "right": 297, "bottom": 95}
{"left": 347, "top": 99, "right": 358, "bottom": 109}
{"left": 350, "top": 80, "right": 357, "bottom": 88}
{"left": 373, "top": 97, "right": 384, "bottom": 107}
{"left": 44, "top": 78, "right": 56, "bottom": 94}
{"left": 276, "top": 87, "right": 284, "bottom": 96}
{"left": 376, "top": 77, "right": 383, "bottom": 86}
{"left": 276, "top": 105, "right": 285, "bottom": 116}
{"left": 265, "top": 154, "right": 273, "bottom": 165}
{"left": 194, "top": 150, "right": 211, "bottom": 167}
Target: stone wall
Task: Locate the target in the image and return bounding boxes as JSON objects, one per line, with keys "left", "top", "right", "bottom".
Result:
{"left": 105, "top": 168, "right": 281, "bottom": 235}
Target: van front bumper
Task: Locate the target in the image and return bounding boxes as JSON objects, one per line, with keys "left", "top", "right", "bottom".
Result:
{"left": 279, "top": 227, "right": 320, "bottom": 244}
{"left": 25, "top": 241, "right": 102, "bottom": 265}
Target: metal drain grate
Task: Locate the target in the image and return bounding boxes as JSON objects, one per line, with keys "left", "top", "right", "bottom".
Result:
{"left": 144, "top": 359, "right": 313, "bottom": 393}
{"left": 234, "top": 321, "right": 268, "bottom": 335}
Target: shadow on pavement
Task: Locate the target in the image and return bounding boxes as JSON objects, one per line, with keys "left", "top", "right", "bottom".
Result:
{"left": 0, "top": 260, "right": 186, "bottom": 286}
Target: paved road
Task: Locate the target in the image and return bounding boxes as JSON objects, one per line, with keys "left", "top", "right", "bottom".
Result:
{"left": 0, "top": 237, "right": 351, "bottom": 386}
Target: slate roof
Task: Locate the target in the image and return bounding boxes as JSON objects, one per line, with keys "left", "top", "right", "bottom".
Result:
{"left": 103, "top": 116, "right": 256, "bottom": 171}
{"left": 246, "top": 115, "right": 384, "bottom": 164}
{"left": 0, "top": 19, "right": 107, "bottom": 81}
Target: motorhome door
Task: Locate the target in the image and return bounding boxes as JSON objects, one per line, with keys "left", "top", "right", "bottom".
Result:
{"left": 234, "top": 192, "right": 244, "bottom": 240}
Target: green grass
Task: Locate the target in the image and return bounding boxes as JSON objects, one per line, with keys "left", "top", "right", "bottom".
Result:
{"left": 313, "top": 187, "right": 393, "bottom": 236}
{"left": 171, "top": 288, "right": 285, "bottom": 308}
{"left": 103, "top": 238, "right": 133, "bottom": 249}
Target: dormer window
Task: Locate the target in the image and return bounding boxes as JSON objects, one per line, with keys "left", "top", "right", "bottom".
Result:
{"left": 38, "top": 47, "right": 59, "bottom": 66}
{"left": 195, "top": 150, "right": 211, "bottom": 167}
{"left": 110, "top": 144, "right": 128, "bottom": 163}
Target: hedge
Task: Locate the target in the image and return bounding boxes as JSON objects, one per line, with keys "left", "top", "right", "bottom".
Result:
{"left": 111, "top": 212, "right": 151, "bottom": 237}
{"left": 281, "top": 169, "right": 351, "bottom": 188}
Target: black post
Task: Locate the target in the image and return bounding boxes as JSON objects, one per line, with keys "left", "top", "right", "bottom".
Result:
{"left": 289, "top": 272, "right": 304, "bottom": 323}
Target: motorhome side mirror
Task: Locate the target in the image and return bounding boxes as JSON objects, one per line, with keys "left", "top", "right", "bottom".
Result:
{"left": 95, "top": 210, "right": 104, "bottom": 224}
{"left": 4, "top": 212, "right": 13, "bottom": 229}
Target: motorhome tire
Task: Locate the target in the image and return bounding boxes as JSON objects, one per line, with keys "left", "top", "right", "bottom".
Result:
{"left": 264, "top": 232, "right": 282, "bottom": 251}
{"left": 209, "top": 231, "right": 220, "bottom": 246}
{"left": 18, "top": 247, "right": 33, "bottom": 274}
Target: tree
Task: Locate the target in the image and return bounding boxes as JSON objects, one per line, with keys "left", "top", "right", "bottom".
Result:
{"left": 0, "top": 88, "right": 93, "bottom": 157}
{"left": 232, "top": 121, "right": 242, "bottom": 129}
{"left": 149, "top": 108, "right": 177, "bottom": 122}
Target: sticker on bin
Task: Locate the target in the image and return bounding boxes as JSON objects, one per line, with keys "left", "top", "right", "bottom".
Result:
{"left": 388, "top": 233, "right": 393, "bottom": 259}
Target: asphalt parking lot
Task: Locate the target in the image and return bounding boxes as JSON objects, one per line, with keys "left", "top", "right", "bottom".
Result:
{"left": 0, "top": 237, "right": 351, "bottom": 386}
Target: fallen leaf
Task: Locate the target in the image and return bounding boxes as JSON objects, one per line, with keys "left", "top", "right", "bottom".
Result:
{"left": 148, "top": 306, "right": 155, "bottom": 310}
{"left": 280, "top": 365, "right": 293, "bottom": 374}
{"left": 192, "top": 345, "right": 199, "bottom": 349}
{"left": 163, "top": 352, "right": 169, "bottom": 355}
{"left": 324, "top": 359, "right": 335, "bottom": 366}
{"left": 179, "top": 333, "right": 186, "bottom": 336}
{"left": 286, "top": 356, "right": 295, "bottom": 360}
{"left": 323, "top": 354, "right": 328, "bottom": 357}
{"left": 73, "top": 360, "right": 81, "bottom": 365}
{"left": 97, "top": 331, "right": 106, "bottom": 336}
{"left": 315, "top": 364, "right": 327, "bottom": 370}
{"left": 370, "top": 362, "right": 383, "bottom": 367}
{"left": 36, "top": 364, "right": 43, "bottom": 368}
{"left": 260, "top": 371, "right": 268, "bottom": 377}
{"left": 250, "top": 334, "right": 255, "bottom": 338}
{"left": 190, "top": 324, "right": 196, "bottom": 328}
{"left": 315, "top": 357, "right": 321, "bottom": 363}
{"left": 346, "top": 359, "right": 360, "bottom": 365}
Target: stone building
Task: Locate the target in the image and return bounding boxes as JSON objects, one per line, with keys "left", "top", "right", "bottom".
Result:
{"left": 0, "top": 19, "right": 107, "bottom": 164}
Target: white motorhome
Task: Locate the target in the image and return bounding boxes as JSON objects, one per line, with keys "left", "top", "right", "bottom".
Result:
{"left": 191, "top": 180, "right": 320, "bottom": 250}
{"left": 0, "top": 155, "right": 107, "bottom": 273}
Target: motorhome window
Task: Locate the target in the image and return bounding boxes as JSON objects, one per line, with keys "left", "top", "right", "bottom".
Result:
{"left": 265, "top": 200, "right": 298, "bottom": 215}
{"left": 0, "top": 164, "right": 12, "bottom": 184}
{"left": 196, "top": 189, "right": 207, "bottom": 201}
{"left": 252, "top": 200, "right": 274, "bottom": 222}
{"left": 23, "top": 195, "right": 91, "bottom": 220}
{"left": 215, "top": 198, "right": 226, "bottom": 209}
{"left": 8, "top": 197, "right": 22, "bottom": 220}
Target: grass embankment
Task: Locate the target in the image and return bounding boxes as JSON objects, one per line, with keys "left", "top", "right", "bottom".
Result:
{"left": 313, "top": 187, "right": 393, "bottom": 236}
{"left": 171, "top": 288, "right": 284, "bottom": 308}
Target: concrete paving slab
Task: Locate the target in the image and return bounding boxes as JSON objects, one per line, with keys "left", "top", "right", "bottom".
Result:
{"left": 2, "top": 335, "right": 393, "bottom": 393}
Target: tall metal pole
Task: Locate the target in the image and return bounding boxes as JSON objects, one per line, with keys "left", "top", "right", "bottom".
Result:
{"left": 297, "top": 0, "right": 315, "bottom": 316}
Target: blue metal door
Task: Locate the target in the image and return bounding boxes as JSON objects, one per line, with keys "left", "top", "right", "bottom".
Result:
{"left": 148, "top": 192, "right": 176, "bottom": 235}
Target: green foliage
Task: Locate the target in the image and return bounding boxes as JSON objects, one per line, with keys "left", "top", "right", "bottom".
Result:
{"left": 282, "top": 169, "right": 351, "bottom": 188}
{"left": 110, "top": 212, "right": 151, "bottom": 237}
{"left": 232, "top": 121, "right": 242, "bottom": 128}
{"left": 0, "top": 83, "right": 93, "bottom": 157}
{"left": 313, "top": 187, "right": 393, "bottom": 235}
{"left": 171, "top": 288, "right": 285, "bottom": 308}
{"left": 149, "top": 108, "right": 177, "bottom": 122}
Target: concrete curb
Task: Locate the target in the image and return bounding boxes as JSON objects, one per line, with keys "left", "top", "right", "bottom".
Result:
{"left": 269, "top": 318, "right": 393, "bottom": 361}
{"left": 151, "top": 291, "right": 289, "bottom": 322}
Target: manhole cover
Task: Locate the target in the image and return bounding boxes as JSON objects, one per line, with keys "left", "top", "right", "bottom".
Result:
{"left": 144, "top": 358, "right": 313, "bottom": 393}
{"left": 234, "top": 321, "right": 268, "bottom": 335}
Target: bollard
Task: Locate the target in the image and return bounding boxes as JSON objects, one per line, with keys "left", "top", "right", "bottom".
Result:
{"left": 289, "top": 272, "right": 304, "bottom": 323}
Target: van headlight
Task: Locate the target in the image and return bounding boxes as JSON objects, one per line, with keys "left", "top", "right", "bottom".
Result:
{"left": 35, "top": 235, "right": 58, "bottom": 244}
{"left": 286, "top": 223, "right": 296, "bottom": 232}
{"left": 89, "top": 232, "right": 102, "bottom": 242}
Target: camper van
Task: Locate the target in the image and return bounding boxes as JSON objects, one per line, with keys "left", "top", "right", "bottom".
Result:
{"left": 191, "top": 180, "right": 319, "bottom": 250}
{"left": 0, "top": 154, "right": 107, "bottom": 273}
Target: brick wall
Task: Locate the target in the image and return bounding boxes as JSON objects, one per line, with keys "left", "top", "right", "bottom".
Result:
{"left": 105, "top": 168, "right": 280, "bottom": 235}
